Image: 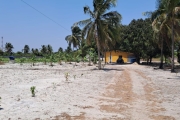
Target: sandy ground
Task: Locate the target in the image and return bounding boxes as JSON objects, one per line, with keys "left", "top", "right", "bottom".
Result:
{"left": 0, "top": 62, "right": 180, "bottom": 120}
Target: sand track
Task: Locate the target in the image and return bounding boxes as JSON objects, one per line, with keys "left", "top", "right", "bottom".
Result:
{"left": 0, "top": 63, "right": 180, "bottom": 119}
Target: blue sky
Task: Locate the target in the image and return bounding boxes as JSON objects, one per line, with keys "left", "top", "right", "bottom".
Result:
{"left": 0, "top": 0, "right": 156, "bottom": 52}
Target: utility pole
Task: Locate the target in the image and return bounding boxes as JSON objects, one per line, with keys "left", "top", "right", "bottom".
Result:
{"left": 1, "top": 37, "right": 3, "bottom": 52}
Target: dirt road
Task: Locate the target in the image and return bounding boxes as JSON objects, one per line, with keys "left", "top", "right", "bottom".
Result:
{"left": 98, "top": 64, "right": 180, "bottom": 120}
{"left": 1, "top": 63, "right": 180, "bottom": 120}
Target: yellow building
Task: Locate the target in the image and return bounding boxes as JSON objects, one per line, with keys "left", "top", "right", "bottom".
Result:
{"left": 105, "top": 50, "right": 135, "bottom": 63}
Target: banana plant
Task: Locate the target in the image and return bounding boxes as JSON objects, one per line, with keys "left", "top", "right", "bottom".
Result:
{"left": 56, "top": 51, "right": 64, "bottom": 65}
{"left": 88, "top": 48, "right": 95, "bottom": 66}
{"left": 49, "top": 54, "right": 55, "bottom": 66}
{"left": 31, "top": 55, "right": 36, "bottom": 66}
{"left": 42, "top": 55, "right": 48, "bottom": 65}
{"left": 19, "top": 57, "right": 26, "bottom": 65}
{"left": 65, "top": 53, "right": 72, "bottom": 64}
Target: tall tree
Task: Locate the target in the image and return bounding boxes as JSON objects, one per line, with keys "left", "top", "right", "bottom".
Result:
{"left": 163, "top": 0, "right": 180, "bottom": 72}
{"left": 41, "top": 45, "right": 47, "bottom": 55}
{"left": 58, "top": 47, "right": 63, "bottom": 53}
{"left": 5, "top": 42, "right": 14, "bottom": 54}
{"left": 65, "top": 26, "right": 82, "bottom": 50}
{"left": 155, "top": 0, "right": 180, "bottom": 72}
{"left": 23, "top": 45, "right": 30, "bottom": 54}
{"left": 117, "top": 18, "right": 159, "bottom": 64}
{"left": 146, "top": 0, "right": 180, "bottom": 70}
{"left": 74, "top": 0, "right": 122, "bottom": 69}
{"left": 47, "top": 44, "right": 53, "bottom": 55}
{"left": 151, "top": 9, "right": 169, "bottom": 69}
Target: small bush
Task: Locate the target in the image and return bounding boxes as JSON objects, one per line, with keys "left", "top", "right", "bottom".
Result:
{"left": 30, "top": 86, "right": 36, "bottom": 97}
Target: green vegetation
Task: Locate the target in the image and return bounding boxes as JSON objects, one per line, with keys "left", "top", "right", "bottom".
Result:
{"left": 74, "top": 0, "right": 122, "bottom": 69}
{"left": 0, "top": 0, "right": 180, "bottom": 73}
{"left": 144, "top": 0, "right": 180, "bottom": 71}
{"left": 64, "top": 72, "right": 69, "bottom": 81}
{"left": 30, "top": 86, "right": 36, "bottom": 97}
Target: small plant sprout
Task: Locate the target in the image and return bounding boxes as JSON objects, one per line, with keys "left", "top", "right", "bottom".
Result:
{"left": 73, "top": 75, "right": 76, "bottom": 80}
{"left": 31, "top": 56, "right": 36, "bottom": 66}
{"left": 64, "top": 72, "right": 69, "bottom": 81}
{"left": 30, "top": 86, "right": 36, "bottom": 97}
{"left": 52, "top": 82, "right": 57, "bottom": 90}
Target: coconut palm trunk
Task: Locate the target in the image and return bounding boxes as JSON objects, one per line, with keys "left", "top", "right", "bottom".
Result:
{"left": 98, "top": 48, "right": 101, "bottom": 69}
{"left": 171, "top": 19, "right": 175, "bottom": 72}
{"left": 96, "top": 24, "right": 102, "bottom": 70}
{"left": 159, "top": 34, "right": 164, "bottom": 69}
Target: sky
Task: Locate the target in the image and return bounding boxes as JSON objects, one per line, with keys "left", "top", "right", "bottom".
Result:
{"left": 0, "top": 0, "right": 157, "bottom": 52}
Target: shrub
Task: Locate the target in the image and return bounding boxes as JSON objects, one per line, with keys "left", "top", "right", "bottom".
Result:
{"left": 30, "top": 86, "right": 36, "bottom": 97}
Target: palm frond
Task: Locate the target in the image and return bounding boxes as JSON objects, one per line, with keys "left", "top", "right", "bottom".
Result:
{"left": 84, "top": 6, "right": 95, "bottom": 18}
{"left": 81, "top": 21, "right": 94, "bottom": 38}
{"left": 86, "top": 23, "right": 95, "bottom": 45}
{"left": 73, "top": 18, "right": 92, "bottom": 27}
{"left": 65, "top": 35, "right": 72, "bottom": 42}
{"left": 102, "top": 11, "right": 122, "bottom": 24}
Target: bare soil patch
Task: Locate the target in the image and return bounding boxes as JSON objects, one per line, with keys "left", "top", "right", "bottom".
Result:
{"left": 0, "top": 63, "right": 180, "bottom": 119}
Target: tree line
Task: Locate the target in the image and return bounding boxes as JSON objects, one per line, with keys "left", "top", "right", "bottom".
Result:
{"left": 1, "top": 0, "right": 180, "bottom": 71}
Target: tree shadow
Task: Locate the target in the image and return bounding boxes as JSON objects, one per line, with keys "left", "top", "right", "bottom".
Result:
{"left": 108, "top": 63, "right": 133, "bottom": 65}
{"left": 141, "top": 62, "right": 180, "bottom": 68}
{"left": 102, "top": 68, "right": 124, "bottom": 71}
{"left": 167, "top": 76, "right": 180, "bottom": 80}
{"left": 90, "top": 68, "right": 124, "bottom": 71}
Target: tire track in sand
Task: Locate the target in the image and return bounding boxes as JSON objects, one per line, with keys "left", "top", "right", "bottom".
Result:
{"left": 99, "top": 66, "right": 174, "bottom": 120}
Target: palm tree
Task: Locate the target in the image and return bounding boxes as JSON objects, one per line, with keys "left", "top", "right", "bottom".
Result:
{"left": 65, "top": 26, "right": 82, "bottom": 50}
{"left": 47, "top": 44, "right": 53, "bottom": 55}
{"left": 58, "top": 47, "right": 63, "bottom": 53}
{"left": 74, "top": 0, "right": 121, "bottom": 69}
{"left": 41, "top": 45, "right": 47, "bottom": 55}
{"left": 24, "top": 45, "right": 30, "bottom": 54}
{"left": 5, "top": 42, "right": 14, "bottom": 54}
{"left": 147, "top": 0, "right": 180, "bottom": 71}
{"left": 151, "top": 10, "right": 169, "bottom": 69}
{"left": 159, "top": 0, "right": 180, "bottom": 72}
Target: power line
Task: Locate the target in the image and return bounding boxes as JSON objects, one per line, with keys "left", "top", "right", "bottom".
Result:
{"left": 21, "top": 0, "right": 70, "bottom": 32}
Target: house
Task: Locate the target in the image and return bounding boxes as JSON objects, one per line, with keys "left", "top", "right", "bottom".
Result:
{"left": 105, "top": 50, "right": 136, "bottom": 63}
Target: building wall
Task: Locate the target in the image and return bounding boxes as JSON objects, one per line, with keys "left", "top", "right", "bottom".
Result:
{"left": 105, "top": 51, "right": 135, "bottom": 63}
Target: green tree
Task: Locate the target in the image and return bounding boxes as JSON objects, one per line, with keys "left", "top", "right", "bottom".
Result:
{"left": 163, "top": 0, "right": 180, "bottom": 72}
{"left": 41, "top": 45, "right": 47, "bottom": 55}
{"left": 58, "top": 47, "right": 63, "bottom": 53}
{"left": 65, "top": 46, "right": 72, "bottom": 53}
{"left": 65, "top": 26, "right": 82, "bottom": 50}
{"left": 74, "top": 0, "right": 122, "bottom": 69}
{"left": 31, "top": 48, "right": 41, "bottom": 56}
{"left": 23, "top": 45, "right": 30, "bottom": 54}
{"left": 0, "top": 49, "right": 3, "bottom": 56}
{"left": 118, "top": 18, "right": 159, "bottom": 64}
{"left": 47, "top": 44, "right": 53, "bottom": 55}
{"left": 5, "top": 42, "right": 14, "bottom": 54}
{"left": 152, "top": 0, "right": 180, "bottom": 72}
